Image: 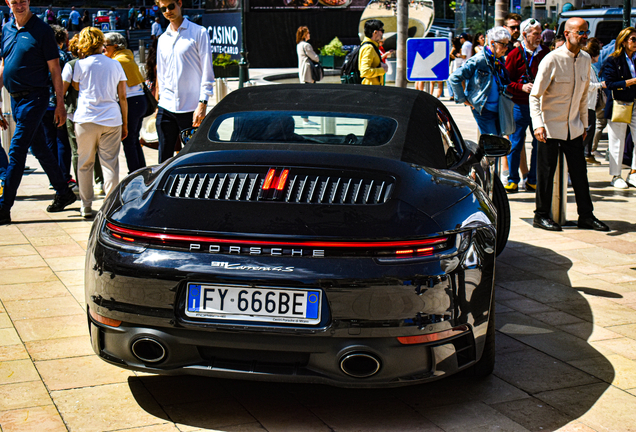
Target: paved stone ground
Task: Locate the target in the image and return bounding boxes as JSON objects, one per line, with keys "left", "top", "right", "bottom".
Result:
{"left": 1, "top": 76, "right": 635, "bottom": 431}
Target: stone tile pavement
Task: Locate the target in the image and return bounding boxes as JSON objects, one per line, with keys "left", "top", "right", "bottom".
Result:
{"left": 0, "top": 79, "right": 635, "bottom": 431}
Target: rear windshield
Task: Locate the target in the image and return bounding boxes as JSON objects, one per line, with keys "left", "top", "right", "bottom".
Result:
{"left": 207, "top": 111, "right": 398, "bottom": 146}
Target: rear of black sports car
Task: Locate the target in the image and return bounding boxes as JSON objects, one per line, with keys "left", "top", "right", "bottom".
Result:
{"left": 85, "top": 85, "right": 500, "bottom": 387}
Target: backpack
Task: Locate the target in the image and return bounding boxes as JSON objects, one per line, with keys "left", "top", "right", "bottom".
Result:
{"left": 340, "top": 42, "right": 380, "bottom": 84}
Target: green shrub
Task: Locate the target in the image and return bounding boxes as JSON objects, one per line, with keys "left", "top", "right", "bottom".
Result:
{"left": 319, "top": 37, "right": 348, "bottom": 57}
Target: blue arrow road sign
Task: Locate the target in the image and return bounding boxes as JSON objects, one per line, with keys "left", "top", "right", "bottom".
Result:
{"left": 406, "top": 38, "right": 450, "bottom": 82}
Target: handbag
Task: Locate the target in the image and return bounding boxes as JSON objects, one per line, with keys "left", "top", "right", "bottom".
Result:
{"left": 304, "top": 44, "right": 324, "bottom": 83}
{"left": 498, "top": 90, "right": 516, "bottom": 136}
{"left": 142, "top": 83, "right": 158, "bottom": 118}
{"left": 611, "top": 99, "right": 633, "bottom": 123}
{"left": 595, "top": 88, "right": 607, "bottom": 118}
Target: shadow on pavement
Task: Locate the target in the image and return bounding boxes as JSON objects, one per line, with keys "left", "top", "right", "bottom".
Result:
{"left": 128, "top": 241, "right": 614, "bottom": 431}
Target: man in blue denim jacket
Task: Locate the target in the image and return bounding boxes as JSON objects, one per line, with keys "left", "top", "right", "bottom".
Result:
{"left": 449, "top": 27, "right": 511, "bottom": 137}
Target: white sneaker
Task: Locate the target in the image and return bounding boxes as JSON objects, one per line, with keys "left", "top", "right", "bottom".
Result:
{"left": 80, "top": 207, "right": 93, "bottom": 219}
{"left": 611, "top": 176, "right": 628, "bottom": 189}
{"left": 627, "top": 173, "right": 636, "bottom": 188}
{"left": 94, "top": 183, "right": 104, "bottom": 196}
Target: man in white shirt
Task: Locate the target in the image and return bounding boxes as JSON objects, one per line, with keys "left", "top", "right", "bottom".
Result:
{"left": 529, "top": 17, "right": 609, "bottom": 232}
{"left": 459, "top": 33, "right": 472, "bottom": 61}
{"left": 151, "top": 17, "right": 162, "bottom": 39}
{"left": 156, "top": 0, "right": 214, "bottom": 163}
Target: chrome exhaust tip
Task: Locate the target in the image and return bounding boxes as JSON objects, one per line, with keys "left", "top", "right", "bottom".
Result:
{"left": 131, "top": 338, "right": 166, "bottom": 363}
{"left": 340, "top": 352, "right": 381, "bottom": 378}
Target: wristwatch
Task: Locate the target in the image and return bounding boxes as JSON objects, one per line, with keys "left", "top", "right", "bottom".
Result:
{"left": 199, "top": 100, "right": 208, "bottom": 105}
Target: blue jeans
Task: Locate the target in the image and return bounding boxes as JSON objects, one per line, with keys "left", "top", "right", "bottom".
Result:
{"left": 122, "top": 95, "right": 148, "bottom": 173}
{"left": 0, "top": 89, "right": 69, "bottom": 212}
{"left": 471, "top": 107, "right": 500, "bottom": 136}
{"left": 506, "top": 104, "right": 537, "bottom": 184}
{"left": 43, "top": 109, "right": 72, "bottom": 183}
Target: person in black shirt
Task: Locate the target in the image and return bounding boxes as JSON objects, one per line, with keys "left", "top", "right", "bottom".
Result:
{"left": 0, "top": 0, "right": 76, "bottom": 225}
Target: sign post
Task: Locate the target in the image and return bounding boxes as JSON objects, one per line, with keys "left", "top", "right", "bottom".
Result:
{"left": 406, "top": 38, "right": 450, "bottom": 82}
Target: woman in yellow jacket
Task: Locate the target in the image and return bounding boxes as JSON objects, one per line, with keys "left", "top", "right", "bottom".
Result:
{"left": 359, "top": 20, "right": 388, "bottom": 85}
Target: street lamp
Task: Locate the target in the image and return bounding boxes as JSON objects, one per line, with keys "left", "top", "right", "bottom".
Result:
{"left": 238, "top": 0, "right": 249, "bottom": 88}
{"left": 624, "top": 0, "right": 631, "bottom": 30}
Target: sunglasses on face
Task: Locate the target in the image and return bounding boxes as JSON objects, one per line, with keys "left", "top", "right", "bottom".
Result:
{"left": 160, "top": 3, "right": 177, "bottom": 12}
{"left": 575, "top": 30, "right": 591, "bottom": 36}
{"left": 628, "top": 36, "right": 636, "bottom": 43}
{"left": 508, "top": 25, "right": 520, "bottom": 30}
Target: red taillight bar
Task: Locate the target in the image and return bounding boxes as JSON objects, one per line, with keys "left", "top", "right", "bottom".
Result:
{"left": 262, "top": 168, "right": 276, "bottom": 190}
{"left": 106, "top": 223, "right": 448, "bottom": 249}
{"left": 397, "top": 325, "right": 470, "bottom": 345}
{"left": 276, "top": 169, "right": 289, "bottom": 191}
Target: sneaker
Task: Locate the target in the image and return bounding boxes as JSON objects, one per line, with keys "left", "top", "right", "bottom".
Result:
{"left": 611, "top": 176, "right": 628, "bottom": 189}
{"left": 627, "top": 173, "right": 636, "bottom": 188}
{"left": 586, "top": 156, "right": 601, "bottom": 165}
{"left": 0, "top": 207, "right": 10, "bottom": 226}
{"left": 46, "top": 188, "right": 77, "bottom": 212}
{"left": 504, "top": 181, "right": 518, "bottom": 193}
{"left": 525, "top": 182, "right": 536, "bottom": 192}
{"left": 80, "top": 207, "right": 93, "bottom": 219}
{"left": 94, "top": 183, "right": 104, "bottom": 196}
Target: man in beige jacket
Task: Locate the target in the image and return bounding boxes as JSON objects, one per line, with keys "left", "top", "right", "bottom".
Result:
{"left": 529, "top": 17, "right": 609, "bottom": 232}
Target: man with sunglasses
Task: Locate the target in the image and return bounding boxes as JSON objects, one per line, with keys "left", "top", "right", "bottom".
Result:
{"left": 529, "top": 17, "right": 609, "bottom": 232}
{"left": 503, "top": 18, "right": 550, "bottom": 193}
{"left": 503, "top": 13, "right": 522, "bottom": 57}
{"left": 155, "top": 0, "right": 214, "bottom": 163}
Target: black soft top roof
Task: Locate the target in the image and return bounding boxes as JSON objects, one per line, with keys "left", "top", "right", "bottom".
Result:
{"left": 185, "top": 84, "right": 449, "bottom": 169}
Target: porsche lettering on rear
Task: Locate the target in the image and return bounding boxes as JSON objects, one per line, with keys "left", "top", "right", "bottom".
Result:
{"left": 189, "top": 244, "right": 325, "bottom": 257}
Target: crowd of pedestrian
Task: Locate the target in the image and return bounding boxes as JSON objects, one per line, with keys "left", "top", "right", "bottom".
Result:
{"left": 447, "top": 16, "right": 615, "bottom": 232}
{"left": 0, "top": 0, "right": 214, "bottom": 226}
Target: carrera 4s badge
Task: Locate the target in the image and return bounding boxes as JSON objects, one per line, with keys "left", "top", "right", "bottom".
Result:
{"left": 211, "top": 262, "right": 294, "bottom": 272}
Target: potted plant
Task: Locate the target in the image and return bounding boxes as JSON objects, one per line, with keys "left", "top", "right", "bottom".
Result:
{"left": 319, "top": 37, "right": 348, "bottom": 69}
{"left": 213, "top": 53, "right": 239, "bottom": 78}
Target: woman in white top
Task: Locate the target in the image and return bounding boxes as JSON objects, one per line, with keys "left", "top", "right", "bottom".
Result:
{"left": 582, "top": 38, "right": 605, "bottom": 166}
{"left": 296, "top": 26, "right": 320, "bottom": 84}
{"left": 103, "top": 32, "right": 148, "bottom": 174}
{"left": 72, "top": 27, "right": 128, "bottom": 218}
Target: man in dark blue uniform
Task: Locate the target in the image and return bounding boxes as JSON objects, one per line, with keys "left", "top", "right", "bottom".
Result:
{"left": 0, "top": 0, "right": 76, "bottom": 225}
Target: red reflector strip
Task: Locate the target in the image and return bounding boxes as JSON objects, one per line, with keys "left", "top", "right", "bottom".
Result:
{"left": 106, "top": 223, "right": 449, "bottom": 249}
{"left": 276, "top": 169, "right": 289, "bottom": 191}
{"left": 397, "top": 325, "right": 470, "bottom": 345}
{"left": 90, "top": 308, "right": 122, "bottom": 327}
{"left": 262, "top": 169, "right": 276, "bottom": 190}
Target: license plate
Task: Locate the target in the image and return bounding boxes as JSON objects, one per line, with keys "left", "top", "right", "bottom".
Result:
{"left": 185, "top": 283, "right": 322, "bottom": 325}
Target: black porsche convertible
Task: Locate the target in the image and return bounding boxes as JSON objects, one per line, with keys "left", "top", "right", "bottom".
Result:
{"left": 85, "top": 84, "right": 511, "bottom": 387}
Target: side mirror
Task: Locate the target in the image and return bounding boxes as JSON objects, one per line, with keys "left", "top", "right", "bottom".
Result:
{"left": 180, "top": 127, "right": 198, "bottom": 145}
{"left": 479, "top": 134, "right": 511, "bottom": 157}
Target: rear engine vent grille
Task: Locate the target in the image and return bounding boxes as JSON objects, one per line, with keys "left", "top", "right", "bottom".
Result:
{"left": 164, "top": 170, "right": 395, "bottom": 205}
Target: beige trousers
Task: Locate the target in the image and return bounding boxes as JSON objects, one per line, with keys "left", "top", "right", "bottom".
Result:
{"left": 75, "top": 122, "right": 122, "bottom": 209}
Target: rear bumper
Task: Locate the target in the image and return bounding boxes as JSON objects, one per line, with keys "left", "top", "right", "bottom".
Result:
{"left": 89, "top": 315, "right": 480, "bottom": 388}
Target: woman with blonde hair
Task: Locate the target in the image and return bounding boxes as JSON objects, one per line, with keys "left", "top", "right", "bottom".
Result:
{"left": 103, "top": 32, "right": 147, "bottom": 174}
{"left": 603, "top": 26, "right": 636, "bottom": 189}
{"left": 72, "top": 27, "right": 128, "bottom": 218}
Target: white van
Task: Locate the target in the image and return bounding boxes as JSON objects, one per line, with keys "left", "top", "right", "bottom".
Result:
{"left": 558, "top": 8, "right": 636, "bottom": 45}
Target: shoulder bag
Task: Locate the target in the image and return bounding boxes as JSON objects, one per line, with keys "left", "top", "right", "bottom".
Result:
{"left": 304, "top": 44, "right": 324, "bottom": 83}
{"left": 611, "top": 91, "right": 633, "bottom": 123}
{"left": 485, "top": 54, "right": 516, "bottom": 136}
{"left": 498, "top": 90, "right": 516, "bottom": 136}
{"left": 142, "top": 83, "right": 158, "bottom": 118}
